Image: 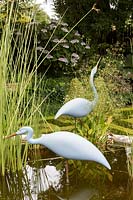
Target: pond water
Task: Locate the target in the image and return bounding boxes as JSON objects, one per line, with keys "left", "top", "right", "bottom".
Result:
{"left": 0, "top": 146, "right": 132, "bottom": 200}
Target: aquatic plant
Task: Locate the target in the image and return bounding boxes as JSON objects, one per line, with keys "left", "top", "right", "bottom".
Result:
{"left": 0, "top": 2, "right": 47, "bottom": 175}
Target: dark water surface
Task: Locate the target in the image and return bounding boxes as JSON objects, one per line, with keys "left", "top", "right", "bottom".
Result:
{"left": 0, "top": 146, "right": 132, "bottom": 200}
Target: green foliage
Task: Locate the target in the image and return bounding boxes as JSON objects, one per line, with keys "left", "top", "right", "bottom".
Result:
{"left": 0, "top": 0, "right": 33, "bottom": 26}
{"left": 99, "top": 54, "right": 132, "bottom": 106}
{"left": 65, "top": 78, "right": 85, "bottom": 101}
{"left": 34, "top": 76, "right": 70, "bottom": 116}
{"left": 54, "top": 0, "right": 132, "bottom": 44}
{"left": 109, "top": 107, "right": 133, "bottom": 135}
{"left": 0, "top": 1, "right": 49, "bottom": 34}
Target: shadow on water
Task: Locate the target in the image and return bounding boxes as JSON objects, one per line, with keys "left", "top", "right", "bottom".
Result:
{"left": 0, "top": 146, "right": 132, "bottom": 200}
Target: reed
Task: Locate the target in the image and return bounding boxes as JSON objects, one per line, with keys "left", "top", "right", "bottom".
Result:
{"left": 0, "top": 2, "right": 45, "bottom": 175}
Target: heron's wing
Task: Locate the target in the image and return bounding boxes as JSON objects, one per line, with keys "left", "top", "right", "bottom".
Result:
{"left": 55, "top": 98, "right": 92, "bottom": 118}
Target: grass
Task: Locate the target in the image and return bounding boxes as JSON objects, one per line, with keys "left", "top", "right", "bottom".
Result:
{"left": 0, "top": 3, "right": 47, "bottom": 175}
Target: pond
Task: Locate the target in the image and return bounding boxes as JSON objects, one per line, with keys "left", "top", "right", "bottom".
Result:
{"left": 0, "top": 145, "right": 132, "bottom": 200}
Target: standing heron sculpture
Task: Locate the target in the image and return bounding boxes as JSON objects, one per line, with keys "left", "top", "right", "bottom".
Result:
{"left": 54, "top": 57, "right": 101, "bottom": 123}
{"left": 6, "top": 126, "right": 111, "bottom": 183}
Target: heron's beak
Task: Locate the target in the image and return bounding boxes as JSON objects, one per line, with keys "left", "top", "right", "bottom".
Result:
{"left": 4, "top": 133, "right": 17, "bottom": 139}
{"left": 96, "top": 57, "right": 102, "bottom": 68}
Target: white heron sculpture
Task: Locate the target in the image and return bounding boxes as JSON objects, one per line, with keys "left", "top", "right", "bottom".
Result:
{"left": 6, "top": 126, "right": 111, "bottom": 170}
{"left": 6, "top": 126, "right": 111, "bottom": 184}
{"left": 54, "top": 57, "right": 101, "bottom": 120}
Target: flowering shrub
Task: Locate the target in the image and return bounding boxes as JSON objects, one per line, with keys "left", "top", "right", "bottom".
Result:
{"left": 37, "top": 19, "right": 91, "bottom": 76}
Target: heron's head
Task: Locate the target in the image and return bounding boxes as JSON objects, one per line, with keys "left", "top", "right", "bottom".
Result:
{"left": 16, "top": 126, "right": 33, "bottom": 135}
{"left": 91, "top": 57, "right": 101, "bottom": 76}
{"left": 5, "top": 126, "right": 33, "bottom": 139}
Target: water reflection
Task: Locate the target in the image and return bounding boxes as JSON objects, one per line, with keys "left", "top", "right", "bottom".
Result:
{"left": 0, "top": 161, "right": 63, "bottom": 200}
{"left": 0, "top": 146, "right": 132, "bottom": 200}
{"left": 25, "top": 164, "right": 62, "bottom": 199}
{"left": 55, "top": 186, "right": 98, "bottom": 200}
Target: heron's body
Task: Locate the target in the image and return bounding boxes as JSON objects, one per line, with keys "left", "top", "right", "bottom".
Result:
{"left": 32, "top": 131, "right": 109, "bottom": 167}
{"left": 54, "top": 58, "right": 101, "bottom": 120}
{"left": 8, "top": 126, "right": 111, "bottom": 170}
{"left": 55, "top": 98, "right": 95, "bottom": 119}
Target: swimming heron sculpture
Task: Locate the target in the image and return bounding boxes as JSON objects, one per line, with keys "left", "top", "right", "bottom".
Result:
{"left": 54, "top": 57, "right": 101, "bottom": 122}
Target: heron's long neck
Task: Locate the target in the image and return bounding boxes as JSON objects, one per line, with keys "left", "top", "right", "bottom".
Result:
{"left": 90, "top": 72, "right": 98, "bottom": 106}
{"left": 27, "top": 137, "right": 43, "bottom": 145}
{"left": 26, "top": 129, "right": 43, "bottom": 145}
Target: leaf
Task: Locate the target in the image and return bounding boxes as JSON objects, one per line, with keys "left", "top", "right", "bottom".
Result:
{"left": 118, "top": 107, "right": 133, "bottom": 112}
{"left": 0, "top": 13, "right": 6, "bottom": 20}
{"left": 17, "top": 15, "right": 31, "bottom": 23}
{"left": 110, "top": 123, "right": 133, "bottom": 135}
{"left": 120, "top": 118, "right": 133, "bottom": 124}
{"left": 106, "top": 116, "right": 113, "bottom": 125}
